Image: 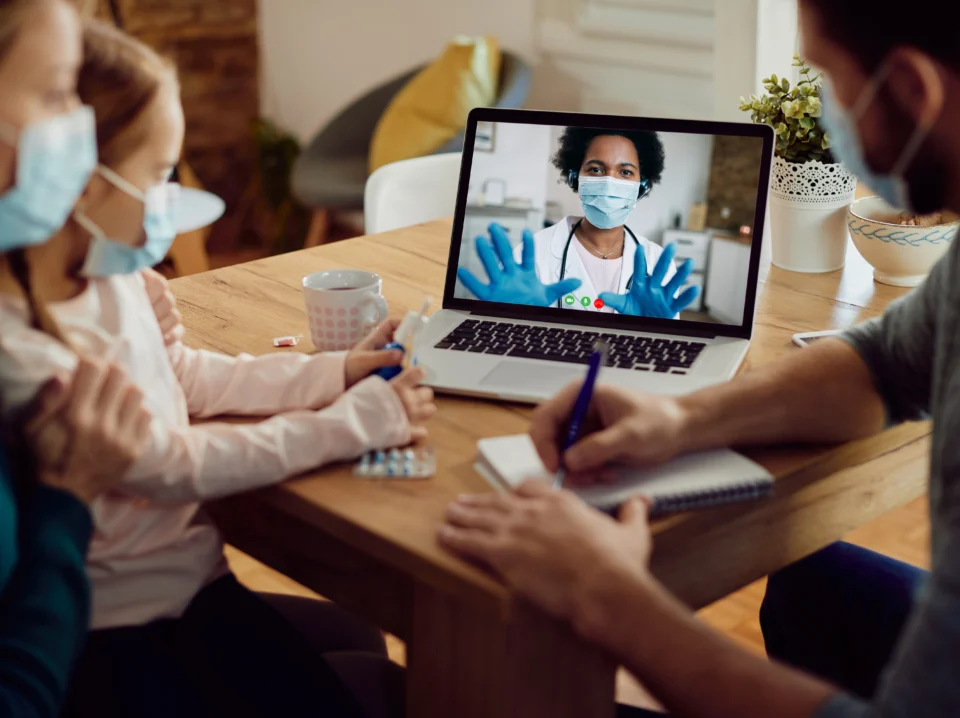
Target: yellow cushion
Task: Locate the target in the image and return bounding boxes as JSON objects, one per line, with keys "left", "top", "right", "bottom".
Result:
{"left": 369, "top": 36, "right": 501, "bottom": 173}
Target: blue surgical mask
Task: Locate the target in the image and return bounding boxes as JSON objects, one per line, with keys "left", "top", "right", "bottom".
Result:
{"left": 578, "top": 176, "right": 642, "bottom": 229}
{"left": 76, "top": 165, "right": 181, "bottom": 277}
{"left": 0, "top": 106, "right": 97, "bottom": 251}
{"left": 819, "top": 66, "right": 938, "bottom": 211}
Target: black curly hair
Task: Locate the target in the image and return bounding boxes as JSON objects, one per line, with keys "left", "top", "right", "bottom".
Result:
{"left": 552, "top": 127, "right": 666, "bottom": 192}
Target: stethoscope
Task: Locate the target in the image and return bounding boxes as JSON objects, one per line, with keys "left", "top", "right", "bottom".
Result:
{"left": 556, "top": 172, "right": 651, "bottom": 309}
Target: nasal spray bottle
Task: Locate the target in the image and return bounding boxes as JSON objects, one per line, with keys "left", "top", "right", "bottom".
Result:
{"left": 374, "top": 297, "right": 433, "bottom": 381}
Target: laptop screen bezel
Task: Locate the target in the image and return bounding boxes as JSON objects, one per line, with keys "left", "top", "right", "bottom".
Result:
{"left": 440, "top": 108, "right": 775, "bottom": 340}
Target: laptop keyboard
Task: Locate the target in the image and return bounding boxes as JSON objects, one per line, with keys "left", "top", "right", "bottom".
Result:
{"left": 433, "top": 320, "right": 706, "bottom": 374}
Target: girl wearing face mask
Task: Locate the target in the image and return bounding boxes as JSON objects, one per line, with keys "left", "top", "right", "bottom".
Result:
{"left": 0, "top": 1, "right": 155, "bottom": 716}
{"left": 457, "top": 127, "right": 700, "bottom": 318}
{"left": 0, "top": 18, "right": 430, "bottom": 718}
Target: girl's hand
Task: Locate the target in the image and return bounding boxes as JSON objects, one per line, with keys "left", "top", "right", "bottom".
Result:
{"left": 389, "top": 367, "right": 436, "bottom": 441}
{"left": 345, "top": 318, "right": 404, "bottom": 387}
{"left": 23, "top": 358, "right": 152, "bottom": 505}
{"left": 142, "top": 268, "right": 184, "bottom": 346}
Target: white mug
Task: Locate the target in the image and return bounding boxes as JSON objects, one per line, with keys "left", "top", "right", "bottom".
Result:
{"left": 302, "top": 270, "right": 388, "bottom": 352}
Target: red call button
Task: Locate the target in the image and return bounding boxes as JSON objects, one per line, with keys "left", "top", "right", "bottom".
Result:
{"left": 593, "top": 298, "right": 605, "bottom": 310}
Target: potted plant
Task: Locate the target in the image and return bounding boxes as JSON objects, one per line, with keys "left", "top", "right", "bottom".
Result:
{"left": 741, "top": 56, "right": 858, "bottom": 273}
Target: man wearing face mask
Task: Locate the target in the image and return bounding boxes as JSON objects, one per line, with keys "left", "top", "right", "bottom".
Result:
{"left": 456, "top": 128, "right": 700, "bottom": 318}
{"left": 439, "top": 2, "right": 960, "bottom": 717}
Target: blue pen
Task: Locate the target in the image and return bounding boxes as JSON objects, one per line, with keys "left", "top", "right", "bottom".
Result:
{"left": 554, "top": 340, "right": 608, "bottom": 489}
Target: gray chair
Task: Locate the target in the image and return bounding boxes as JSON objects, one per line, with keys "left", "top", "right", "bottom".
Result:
{"left": 292, "top": 50, "right": 532, "bottom": 245}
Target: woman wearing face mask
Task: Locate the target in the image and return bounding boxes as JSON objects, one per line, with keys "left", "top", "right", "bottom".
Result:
{"left": 0, "top": 18, "right": 431, "bottom": 718}
{"left": 0, "top": 1, "right": 154, "bottom": 716}
{"left": 457, "top": 127, "right": 700, "bottom": 318}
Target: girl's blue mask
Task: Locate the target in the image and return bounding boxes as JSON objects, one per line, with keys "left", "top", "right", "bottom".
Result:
{"left": 0, "top": 106, "right": 97, "bottom": 251}
{"left": 76, "top": 165, "right": 181, "bottom": 277}
{"left": 819, "top": 64, "right": 938, "bottom": 212}
{"left": 577, "top": 176, "right": 646, "bottom": 229}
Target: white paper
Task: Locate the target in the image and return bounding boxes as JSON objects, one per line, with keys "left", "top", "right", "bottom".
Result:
{"left": 476, "top": 434, "right": 773, "bottom": 510}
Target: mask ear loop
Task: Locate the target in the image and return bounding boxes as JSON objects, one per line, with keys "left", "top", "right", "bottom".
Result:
{"left": 96, "top": 164, "right": 147, "bottom": 201}
{"left": 850, "top": 57, "right": 941, "bottom": 178}
{"left": 890, "top": 59, "right": 944, "bottom": 177}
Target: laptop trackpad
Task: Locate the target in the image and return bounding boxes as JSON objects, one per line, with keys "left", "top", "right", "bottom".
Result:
{"left": 480, "top": 360, "right": 583, "bottom": 395}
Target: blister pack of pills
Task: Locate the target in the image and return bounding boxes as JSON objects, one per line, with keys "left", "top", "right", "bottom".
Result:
{"left": 354, "top": 447, "right": 436, "bottom": 480}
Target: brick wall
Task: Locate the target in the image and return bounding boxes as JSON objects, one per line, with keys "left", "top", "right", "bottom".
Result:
{"left": 88, "top": 0, "right": 259, "bottom": 252}
{"left": 705, "top": 136, "right": 764, "bottom": 232}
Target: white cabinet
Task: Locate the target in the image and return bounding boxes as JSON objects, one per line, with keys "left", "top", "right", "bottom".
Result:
{"left": 663, "top": 229, "right": 710, "bottom": 313}
{"left": 705, "top": 234, "right": 751, "bottom": 325}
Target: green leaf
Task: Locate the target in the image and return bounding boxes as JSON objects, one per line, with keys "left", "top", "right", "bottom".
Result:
{"left": 799, "top": 116, "right": 816, "bottom": 130}
{"left": 781, "top": 77, "right": 790, "bottom": 92}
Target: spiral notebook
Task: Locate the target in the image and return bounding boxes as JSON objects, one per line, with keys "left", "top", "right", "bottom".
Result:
{"left": 476, "top": 435, "right": 774, "bottom": 514}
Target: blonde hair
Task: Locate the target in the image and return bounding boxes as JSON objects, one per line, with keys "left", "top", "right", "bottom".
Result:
{"left": 80, "top": 18, "right": 176, "bottom": 170}
{"left": 0, "top": 0, "right": 39, "bottom": 61}
{"left": 0, "top": 0, "right": 73, "bottom": 342}
{"left": 7, "top": 17, "right": 177, "bottom": 343}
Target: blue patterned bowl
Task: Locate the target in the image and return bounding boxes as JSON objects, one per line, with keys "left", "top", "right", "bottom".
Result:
{"left": 848, "top": 197, "right": 959, "bottom": 287}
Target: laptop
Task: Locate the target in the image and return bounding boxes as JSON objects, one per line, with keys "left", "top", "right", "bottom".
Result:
{"left": 418, "top": 108, "right": 774, "bottom": 403}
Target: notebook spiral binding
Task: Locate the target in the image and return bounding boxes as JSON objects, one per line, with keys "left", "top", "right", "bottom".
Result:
{"left": 649, "top": 480, "right": 774, "bottom": 516}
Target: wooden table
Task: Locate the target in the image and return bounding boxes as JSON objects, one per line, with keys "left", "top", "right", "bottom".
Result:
{"left": 171, "top": 220, "right": 931, "bottom": 718}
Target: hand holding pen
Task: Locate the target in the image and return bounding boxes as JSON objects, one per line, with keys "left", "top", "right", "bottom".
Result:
{"left": 553, "top": 340, "right": 608, "bottom": 488}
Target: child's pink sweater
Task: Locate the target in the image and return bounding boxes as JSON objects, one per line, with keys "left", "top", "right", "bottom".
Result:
{"left": 0, "top": 273, "right": 410, "bottom": 629}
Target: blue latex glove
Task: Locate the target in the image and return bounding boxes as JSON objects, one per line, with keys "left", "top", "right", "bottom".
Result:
{"left": 457, "top": 223, "right": 582, "bottom": 307}
{"left": 599, "top": 242, "right": 700, "bottom": 318}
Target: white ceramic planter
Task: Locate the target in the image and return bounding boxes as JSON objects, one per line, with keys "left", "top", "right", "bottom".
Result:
{"left": 848, "top": 196, "right": 959, "bottom": 287}
{"left": 769, "top": 156, "right": 858, "bottom": 273}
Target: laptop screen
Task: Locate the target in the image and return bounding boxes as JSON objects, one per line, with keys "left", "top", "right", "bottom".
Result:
{"left": 444, "top": 110, "right": 773, "bottom": 339}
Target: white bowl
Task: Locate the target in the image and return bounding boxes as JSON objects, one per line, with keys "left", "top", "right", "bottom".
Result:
{"left": 848, "top": 197, "right": 959, "bottom": 287}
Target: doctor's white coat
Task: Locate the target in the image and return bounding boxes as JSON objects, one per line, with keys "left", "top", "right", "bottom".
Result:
{"left": 513, "top": 216, "right": 673, "bottom": 311}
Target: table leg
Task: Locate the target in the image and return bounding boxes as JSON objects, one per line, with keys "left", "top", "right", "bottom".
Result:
{"left": 407, "top": 585, "right": 616, "bottom": 718}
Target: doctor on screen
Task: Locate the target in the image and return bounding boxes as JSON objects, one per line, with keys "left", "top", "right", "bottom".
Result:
{"left": 457, "top": 127, "right": 699, "bottom": 318}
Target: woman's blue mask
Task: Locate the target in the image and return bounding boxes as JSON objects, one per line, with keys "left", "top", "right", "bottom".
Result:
{"left": 0, "top": 106, "right": 97, "bottom": 251}
{"left": 76, "top": 165, "right": 181, "bottom": 277}
{"left": 578, "top": 176, "right": 644, "bottom": 229}
{"left": 819, "top": 65, "right": 938, "bottom": 211}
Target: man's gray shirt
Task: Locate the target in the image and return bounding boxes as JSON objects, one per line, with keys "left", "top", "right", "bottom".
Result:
{"left": 819, "top": 238, "right": 960, "bottom": 717}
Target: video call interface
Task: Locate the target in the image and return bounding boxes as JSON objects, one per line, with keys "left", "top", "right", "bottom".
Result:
{"left": 453, "top": 121, "right": 765, "bottom": 326}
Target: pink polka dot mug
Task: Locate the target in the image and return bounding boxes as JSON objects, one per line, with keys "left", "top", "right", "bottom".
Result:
{"left": 302, "top": 270, "right": 388, "bottom": 352}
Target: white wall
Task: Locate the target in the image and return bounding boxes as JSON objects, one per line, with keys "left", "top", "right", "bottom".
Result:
{"left": 468, "top": 124, "right": 551, "bottom": 217}
{"left": 546, "top": 128, "right": 714, "bottom": 244}
{"left": 259, "top": 0, "right": 538, "bottom": 142}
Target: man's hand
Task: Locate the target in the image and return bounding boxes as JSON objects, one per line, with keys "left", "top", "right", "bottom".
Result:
{"left": 530, "top": 381, "right": 689, "bottom": 485}
{"left": 440, "top": 482, "right": 653, "bottom": 631}
{"left": 345, "top": 318, "right": 404, "bottom": 387}
{"left": 600, "top": 242, "right": 699, "bottom": 318}
{"left": 457, "top": 223, "right": 582, "bottom": 307}
{"left": 142, "top": 268, "right": 184, "bottom": 346}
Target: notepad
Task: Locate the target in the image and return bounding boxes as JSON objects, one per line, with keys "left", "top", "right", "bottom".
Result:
{"left": 475, "top": 435, "right": 774, "bottom": 514}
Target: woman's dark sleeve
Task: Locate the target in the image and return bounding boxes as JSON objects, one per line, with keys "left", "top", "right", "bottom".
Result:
{"left": 0, "top": 484, "right": 93, "bottom": 718}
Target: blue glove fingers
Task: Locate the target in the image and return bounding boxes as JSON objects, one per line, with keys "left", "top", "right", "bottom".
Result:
{"left": 457, "top": 267, "right": 492, "bottom": 301}
{"left": 520, "top": 228, "right": 536, "bottom": 272}
{"left": 650, "top": 242, "right": 678, "bottom": 287}
{"left": 669, "top": 285, "right": 701, "bottom": 314}
{"left": 544, "top": 278, "right": 583, "bottom": 306}
{"left": 475, "top": 235, "right": 504, "bottom": 285}
{"left": 631, "top": 245, "right": 649, "bottom": 292}
{"left": 664, "top": 258, "right": 695, "bottom": 298}
{"left": 489, "top": 223, "right": 517, "bottom": 276}
{"left": 598, "top": 291, "right": 629, "bottom": 314}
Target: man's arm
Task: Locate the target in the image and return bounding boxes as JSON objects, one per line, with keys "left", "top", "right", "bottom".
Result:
{"left": 676, "top": 338, "right": 887, "bottom": 452}
{"left": 676, "top": 246, "right": 947, "bottom": 453}
{"left": 579, "top": 561, "right": 838, "bottom": 718}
